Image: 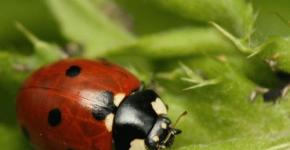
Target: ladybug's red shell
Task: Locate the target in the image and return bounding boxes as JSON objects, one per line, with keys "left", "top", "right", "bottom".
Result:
{"left": 17, "top": 59, "right": 140, "bottom": 150}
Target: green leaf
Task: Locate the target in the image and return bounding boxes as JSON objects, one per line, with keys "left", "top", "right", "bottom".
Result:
{"left": 211, "top": 21, "right": 290, "bottom": 74}
{"left": 146, "top": 0, "right": 255, "bottom": 38}
{"left": 176, "top": 132, "right": 290, "bottom": 150}
{"left": 250, "top": 0, "right": 290, "bottom": 42}
{"left": 115, "top": 0, "right": 196, "bottom": 35}
{"left": 45, "top": 0, "right": 135, "bottom": 58}
{"left": 0, "top": 0, "right": 64, "bottom": 46}
{"left": 16, "top": 22, "right": 66, "bottom": 63}
{"left": 155, "top": 57, "right": 290, "bottom": 149}
{"left": 257, "top": 37, "right": 290, "bottom": 73}
{"left": 106, "top": 27, "right": 236, "bottom": 58}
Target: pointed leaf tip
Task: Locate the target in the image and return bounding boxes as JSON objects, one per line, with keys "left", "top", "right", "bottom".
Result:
{"left": 15, "top": 22, "right": 67, "bottom": 63}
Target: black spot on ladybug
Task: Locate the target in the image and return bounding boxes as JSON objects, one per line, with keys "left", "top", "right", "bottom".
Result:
{"left": 66, "top": 65, "right": 81, "bottom": 77}
{"left": 92, "top": 91, "right": 116, "bottom": 120}
{"left": 21, "top": 126, "right": 30, "bottom": 140}
{"left": 92, "top": 109, "right": 108, "bottom": 120}
{"left": 48, "top": 108, "right": 62, "bottom": 127}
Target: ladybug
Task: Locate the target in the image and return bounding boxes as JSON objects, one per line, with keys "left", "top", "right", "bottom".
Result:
{"left": 17, "top": 59, "right": 181, "bottom": 150}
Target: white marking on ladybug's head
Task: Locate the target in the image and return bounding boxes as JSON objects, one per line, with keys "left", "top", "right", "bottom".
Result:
{"left": 161, "top": 122, "right": 167, "bottom": 129}
{"left": 114, "top": 93, "right": 126, "bottom": 107}
{"left": 129, "top": 139, "right": 147, "bottom": 150}
{"left": 105, "top": 113, "right": 114, "bottom": 132}
{"left": 151, "top": 98, "right": 168, "bottom": 115}
{"left": 152, "top": 136, "right": 159, "bottom": 142}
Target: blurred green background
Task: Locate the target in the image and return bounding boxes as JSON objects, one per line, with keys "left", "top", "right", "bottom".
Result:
{"left": 1, "top": 0, "right": 290, "bottom": 149}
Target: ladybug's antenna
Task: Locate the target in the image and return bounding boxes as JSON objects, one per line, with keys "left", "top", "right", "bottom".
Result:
{"left": 173, "top": 111, "right": 188, "bottom": 128}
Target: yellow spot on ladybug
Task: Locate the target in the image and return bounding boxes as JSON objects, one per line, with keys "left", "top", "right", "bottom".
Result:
{"left": 129, "top": 139, "right": 146, "bottom": 150}
{"left": 114, "top": 93, "right": 126, "bottom": 106}
{"left": 151, "top": 98, "right": 167, "bottom": 115}
{"left": 105, "top": 113, "right": 114, "bottom": 132}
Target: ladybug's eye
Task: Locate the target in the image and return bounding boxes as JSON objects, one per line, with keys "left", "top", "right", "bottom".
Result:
{"left": 66, "top": 65, "right": 81, "bottom": 77}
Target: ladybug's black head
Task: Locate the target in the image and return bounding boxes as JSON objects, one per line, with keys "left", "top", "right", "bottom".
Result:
{"left": 146, "top": 116, "right": 181, "bottom": 150}
{"left": 113, "top": 89, "right": 182, "bottom": 150}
